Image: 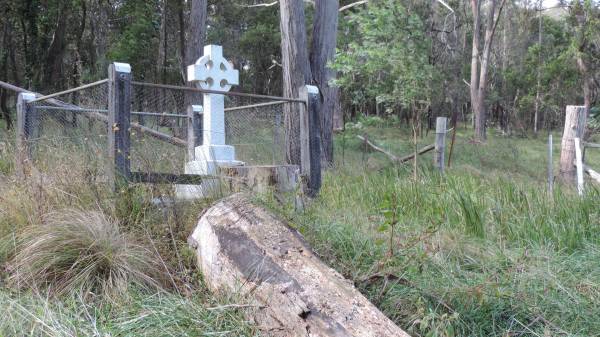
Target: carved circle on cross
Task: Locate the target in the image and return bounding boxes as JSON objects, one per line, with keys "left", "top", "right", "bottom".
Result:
{"left": 187, "top": 45, "right": 240, "bottom": 93}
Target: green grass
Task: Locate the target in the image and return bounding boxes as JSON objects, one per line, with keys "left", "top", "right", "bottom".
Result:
{"left": 0, "top": 120, "right": 258, "bottom": 336}
{"left": 269, "top": 123, "right": 600, "bottom": 336}
{"left": 2, "top": 117, "right": 600, "bottom": 336}
{"left": 0, "top": 288, "right": 256, "bottom": 336}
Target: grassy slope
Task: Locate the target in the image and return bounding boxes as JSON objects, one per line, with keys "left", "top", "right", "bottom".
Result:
{"left": 274, "top": 123, "right": 600, "bottom": 336}
{"left": 1, "top": 117, "right": 600, "bottom": 336}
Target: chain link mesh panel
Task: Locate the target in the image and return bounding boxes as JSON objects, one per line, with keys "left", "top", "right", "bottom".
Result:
{"left": 130, "top": 83, "right": 295, "bottom": 171}
{"left": 23, "top": 81, "right": 300, "bottom": 187}
{"left": 27, "top": 83, "right": 110, "bottom": 182}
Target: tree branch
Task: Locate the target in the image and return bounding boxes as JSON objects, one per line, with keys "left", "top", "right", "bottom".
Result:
{"left": 238, "top": 0, "right": 314, "bottom": 8}
{"left": 436, "top": 0, "right": 454, "bottom": 13}
{"left": 339, "top": 1, "right": 368, "bottom": 12}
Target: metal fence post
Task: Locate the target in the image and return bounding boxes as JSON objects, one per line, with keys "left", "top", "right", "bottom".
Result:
{"left": 299, "top": 85, "right": 322, "bottom": 197}
{"left": 108, "top": 62, "right": 132, "bottom": 191}
{"left": 187, "top": 105, "right": 203, "bottom": 160}
{"left": 16, "top": 92, "right": 37, "bottom": 178}
{"left": 434, "top": 117, "right": 448, "bottom": 173}
{"left": 548, "top": 134, "right": 553, "bottom": 194}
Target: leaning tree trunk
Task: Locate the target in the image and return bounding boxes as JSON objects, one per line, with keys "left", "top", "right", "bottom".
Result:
{"left": 311, "top": 0, "right": 339, "bottom": 166}
{"left": 280, "top": 0, "right": 312, "bottom": 166}
{"left": 188, "top": 194, "right": 411, "bottom": 337}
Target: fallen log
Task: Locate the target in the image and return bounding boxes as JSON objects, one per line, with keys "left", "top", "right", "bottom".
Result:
{"left": 188, "top": 194, "right": 410, "bottom": 337}
{"left": 357, "top": 135, "right": 434, "bottom": 164}
{"left": 583, "top": 164, "right": 600, "bottom": 184}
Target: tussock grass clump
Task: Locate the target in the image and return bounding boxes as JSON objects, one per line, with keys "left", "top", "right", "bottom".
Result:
{"left": 7, "top": 209, "right": 161, "bottom": 297}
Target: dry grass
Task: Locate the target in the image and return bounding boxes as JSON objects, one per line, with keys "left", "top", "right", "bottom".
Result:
{"left": 6, "top": 209, "right": 162, "bottom": 298}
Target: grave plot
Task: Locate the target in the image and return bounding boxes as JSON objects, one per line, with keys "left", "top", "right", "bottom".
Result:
{"left": 14, "top": 46, "right": 320, "bottom": 201}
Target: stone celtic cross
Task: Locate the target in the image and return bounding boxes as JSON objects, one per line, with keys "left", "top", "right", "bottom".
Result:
{"left": 187, "top": 45, "right": 239, "bottom": 146}
{"left": 188, "top": 45, "right": 239, "bottom": 93}
{"left": 178, "top": 45, "right": 242, "bottom": 200}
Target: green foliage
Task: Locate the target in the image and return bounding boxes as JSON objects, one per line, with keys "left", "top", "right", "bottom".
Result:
{"left": 454, "top": 192, "right": 485, "bottom": 239}
{"left": 271, "top": 126, "right": 600, "bottom": 336}
{"left": 502, "top": 16, "right": 579, "bottom": 129}
{"left": 107, "top": 0, "right": 160, "bottom": 81}
{"left": 332, "top": 0, "right": 432, "bottom": 109}
{"left": 0, "top": 289, "right": 256, "bottom": 336}
{"left": 208, "top": 1, "right": 282, "bottom": 94}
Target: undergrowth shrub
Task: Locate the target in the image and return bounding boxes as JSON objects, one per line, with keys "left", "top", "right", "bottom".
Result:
{"left": 7, "top": 209, "right": 162, "bottom": 297}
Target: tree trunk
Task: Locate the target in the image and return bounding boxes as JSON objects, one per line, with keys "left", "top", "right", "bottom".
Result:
{"left": 470, "top": 0, "right": 482, "bottom": 140}
{"left": 534, "top": 0, "right": 543, "bottom": 134}
{"left": 0, "top": 21, "right": 11, "bottom": 129}
{"left": 559, "top": 106, "right": 586, "bottom": 185}
{"left": 183, "top": 0, "right": 208, "bottom": 138}
{"left": 280, "top": 0, "right": 312, "bottom": 166}
{"left": 43, "top": 3, "right": 70, "bottom": 91}
{"left": 184, "top": 0, "right": 208, "bottom": 74}
{"left": 70, "top": 0, "right": 87, "bottom": 126}
{"left": 471, "top": 0, "right": 505, "bottom": 142}
{"left": 576, "top": 55, "right": 592, "bottom": 121}
{"left": 158, "top": 0, "right": 169, "bottom": 83}
{"left": 311, "top": 0, "right": 339, "bottom": 166}
{"left": 188, "top": 194, "right": 411, "bottom": 337}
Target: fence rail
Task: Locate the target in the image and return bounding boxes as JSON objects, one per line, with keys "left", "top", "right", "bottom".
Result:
{"left": 574, "top": 137, "right": 600, "bottom": 195}
{"left": 131, "top": 81, "right": 307, "bottom": 104}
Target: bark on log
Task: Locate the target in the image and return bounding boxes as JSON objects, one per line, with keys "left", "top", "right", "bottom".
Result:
{"left": 559, "top": 106, "right": 586, "bottom": 185}
{"left": 222, "top": 165, "right": 299, "bottom": 194}
{"left": 188, "top": 194, "right": 410, "bottom": 337}
{"left": 583, "top": 164, "right": 600, "bottom": 184}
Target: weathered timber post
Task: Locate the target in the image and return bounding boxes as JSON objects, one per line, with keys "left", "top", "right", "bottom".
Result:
{"left": 299, "top": 85, "right": 322, "bottom": 197}
{"left": 187, "top": 105, "right": 203, "bottom": 160}
{"left": 574, "top": 137, "right": 584, "bottom": 196}
{"left": 548, "top": 134, "right": 553, "bottom": 194}
{"left": 434, "top": 117, "right": 447, "bottom": 173}
{"left": 15, "top": 92, "right": 37, "bottom": 178}
{"left": 108, "top": 63, "right": 132, "bottom": 191}
{"left": 559, "top": 106, "right": 586, "bottom": 185}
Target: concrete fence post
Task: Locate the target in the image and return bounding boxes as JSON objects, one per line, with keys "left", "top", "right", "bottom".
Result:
{"left": 434, "top": 117, "right": 448, "bottom": 173}
{"left": 187, "top": 105, "right": 203, "bottom": 160}
{"left": 16, "top": 92, "right": 37, "bottom": 178}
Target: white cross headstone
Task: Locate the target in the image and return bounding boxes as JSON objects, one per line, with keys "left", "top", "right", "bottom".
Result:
{"left": 188, "top": 45, "right": 239, "bottom": 146}
{"left": 177, "top": 45, "right": 243, "bottom": 200}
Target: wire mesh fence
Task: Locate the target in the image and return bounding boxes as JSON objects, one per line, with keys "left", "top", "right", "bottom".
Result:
{"left": 26, "top": 82, "right": 110, "bottom": 182}
{"left": 22, "top": 80, "right": 299, "bottom": 191}
{"left": 129, "top": 83, "right": 292, "bottom": 174}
